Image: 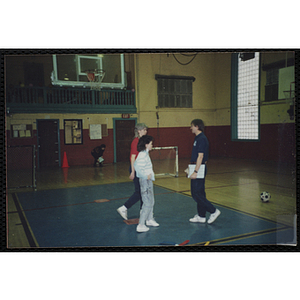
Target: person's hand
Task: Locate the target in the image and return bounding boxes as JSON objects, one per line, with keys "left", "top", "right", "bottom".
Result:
{"left": 190, "top": 172, "right": 197, "bottom": 179}
{"left": 184, "top": 168, "right": 189, "bottom": 177}
{"left": 147, "top": 174, "right": 151, "bottom": 180}
{"left": 129, "top": 172, "right": 135, "bottom": 180}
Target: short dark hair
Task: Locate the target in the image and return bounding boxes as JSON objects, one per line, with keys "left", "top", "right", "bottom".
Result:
{"left": 137, "top": 135, "right": 153, "bottom": 152}
{"left": 191, "top": 119, "right": 205, "bottom": 132}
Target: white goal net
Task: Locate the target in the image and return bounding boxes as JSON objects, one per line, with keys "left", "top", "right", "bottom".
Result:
{"left": 150, "top": 146, "right": 178, "bottom": 178}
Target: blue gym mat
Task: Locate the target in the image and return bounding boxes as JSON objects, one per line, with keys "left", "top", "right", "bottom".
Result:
{"left": 16, "top": 182, "right": 291, "bottom": 247}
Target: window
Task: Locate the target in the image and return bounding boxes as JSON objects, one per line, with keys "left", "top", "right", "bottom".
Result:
{"left": 51, "top": 54, "right": 126, "bottom": 89}
{"left": 231, "top": 52, "right": 260, "bottom": 141}
{"left": 264, "top": 64, "right": 295, "bottom": 102}
{"left": 155, "top": 75, "right": 195, "bottom": 108}
{"left": 265, "top": 68, "right": 279, "bottom": 101}
{"left": 64, "top": 119, "right": 83, "bottom": 144}
{"left": 261, "top": 55, "right": 295, "bottom": 102}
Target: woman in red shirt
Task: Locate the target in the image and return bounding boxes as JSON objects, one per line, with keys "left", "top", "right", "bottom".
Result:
{"left": 117, "top": 123, "right": 148, "bottom": 220}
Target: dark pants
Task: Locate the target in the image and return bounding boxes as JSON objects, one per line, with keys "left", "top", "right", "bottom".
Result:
{"left": 91, "top": 152, "right": 102, "bottom": 167}
{"left": 124, "top": 167, "right": 143, "bottom": 209}
{"left": 92, "top": 158, "right": 103, "bottom": 167}
{"left": 191, "top": 171, "right": 216, "bottom": 217}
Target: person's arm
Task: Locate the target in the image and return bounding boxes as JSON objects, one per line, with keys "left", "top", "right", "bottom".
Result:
{"left": 129, "top": 154, "right": 136, "bottom": 180}
{"left": 129, "top": 138, "right": 139, "bottom": 180}
{"left": 134, "top": 152, "right": 148, "bottom": 179}
{"left": 190, "top": 153, "right": 204, "bottom": 179}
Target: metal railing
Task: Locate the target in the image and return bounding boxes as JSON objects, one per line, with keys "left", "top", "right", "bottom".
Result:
{"left": 6, "top": 86, "right": 136, "bottom": 114}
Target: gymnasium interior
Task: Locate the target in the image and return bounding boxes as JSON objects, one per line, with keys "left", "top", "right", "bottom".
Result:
{"left": 4, "top": 50, "right": 297, "bottom": 250}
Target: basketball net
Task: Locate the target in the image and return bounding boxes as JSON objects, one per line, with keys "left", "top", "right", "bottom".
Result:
{"left": 86, "top": 69, "right": 105, "bottom": 90}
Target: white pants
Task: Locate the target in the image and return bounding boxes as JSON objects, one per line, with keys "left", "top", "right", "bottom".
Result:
{"left": 139, "top": 178, "right": 154, "bottom": 225}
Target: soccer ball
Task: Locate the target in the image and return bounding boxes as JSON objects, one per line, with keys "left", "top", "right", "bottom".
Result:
{"left": 260, "top": 191, "right": 271, "bottom": 203}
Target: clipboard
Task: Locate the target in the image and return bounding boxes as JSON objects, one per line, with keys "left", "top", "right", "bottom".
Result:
{"left": 188, "top": 164, "right": 205, "bottom": 179}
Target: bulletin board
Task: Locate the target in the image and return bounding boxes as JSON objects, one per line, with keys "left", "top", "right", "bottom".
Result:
{"left": 89, "top": 124, "right": 102, "bottom": 140}
{"left": 11, "top": 124, "right": 32, "bottom": 138}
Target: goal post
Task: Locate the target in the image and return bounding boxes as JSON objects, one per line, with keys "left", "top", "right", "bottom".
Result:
{"left": 150, "top": 146, "right": 178, "bottom": 178}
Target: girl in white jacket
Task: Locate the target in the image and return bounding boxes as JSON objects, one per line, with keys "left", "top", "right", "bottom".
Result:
{"left": 134, "top": 135, "right": 159, "bottom": 232}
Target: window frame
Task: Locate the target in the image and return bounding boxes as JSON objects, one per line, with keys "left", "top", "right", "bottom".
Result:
{"left": 261, "top": 57, "right": 295, "bottom": 100}
{"left": 231, "top": 53, "right": 261, "bottom": 142}
{"left": 64, "top": 119, "right": 83, "bottom": 145}
{"left": 264, "top": 67, "right": 279, "bottom": 102}
{"left": 155, "top": 74, "right": 195, "bottom": 108}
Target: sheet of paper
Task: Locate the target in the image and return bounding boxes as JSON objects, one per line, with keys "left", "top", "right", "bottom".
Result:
{"left": 89, "top": 124, "right": 102, "bottom": 140}
{"left": 19, "top": 130, "right": 26, "bottom": 137}
{"left": 188, "top": 164, "right": 205, "bottom": 179}
{"left": 13, "top": 124, "right": 26, "bottom": 131}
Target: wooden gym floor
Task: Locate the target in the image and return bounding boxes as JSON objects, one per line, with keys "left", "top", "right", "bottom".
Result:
{"left": 6, "top": 157, "right": 297, "bottom": 249}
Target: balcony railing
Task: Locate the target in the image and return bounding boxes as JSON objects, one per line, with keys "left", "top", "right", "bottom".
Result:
{"left": 6, "top": 86, "right": 136, "bottom": 114}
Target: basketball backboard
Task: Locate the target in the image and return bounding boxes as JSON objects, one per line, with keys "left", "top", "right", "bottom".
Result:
{"left": 51, "top": 53, "right": 126, "bottom": 89}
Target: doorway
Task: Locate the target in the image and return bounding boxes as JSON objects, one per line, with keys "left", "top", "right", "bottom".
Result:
{"left": 114, "top": 119, "right": 136, "bottom": 163}
{"left": 37, "top": 119, "right": 60, "bottom": 168}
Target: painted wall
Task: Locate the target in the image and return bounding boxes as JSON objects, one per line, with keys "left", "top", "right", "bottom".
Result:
{"left": 5, "top": 55, "right": 53, "bottom": 87}
{"left": 6, "top": 113, "right": 126, "bottom": 166}
{"left": 206, "top": 123, "right": 295, "bottom": 163}
{"left": 135, "top": 53, "right": 217, "bottom": 128}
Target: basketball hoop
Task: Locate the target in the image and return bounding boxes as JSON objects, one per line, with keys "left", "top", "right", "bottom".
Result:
{"left": 85, "top": 69, "right": 105, "bottom": 90}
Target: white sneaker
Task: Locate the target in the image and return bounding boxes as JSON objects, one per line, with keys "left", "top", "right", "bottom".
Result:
{"left": 136, "top": 224, "right": 149, "bottom": 232}
{"left": 207, "top": 209, "right": 221, "bottom": 224}
{"left": 146, "top": 219, "right": 160, "bottom": 227}
{"left": 117, "top": 206, "right": 128, "bottom": 220}
{"left": 189, "top": 214, "right": 206, "bottom": 223}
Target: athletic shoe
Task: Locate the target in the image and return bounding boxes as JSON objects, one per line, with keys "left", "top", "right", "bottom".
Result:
{"left": 207, "top": 209, "right": 221, "bottom": 224}
{"left": 117, "top": 206, "right": 128, "bottom": 220}
{"left": 146, "top": 219, "right": 160, "bottom": 227}
{"left": 136, "top": 224, "right": 149, "bottom": 232}
{"left": 189, "top": 214, "right": 206, "bottom": 223}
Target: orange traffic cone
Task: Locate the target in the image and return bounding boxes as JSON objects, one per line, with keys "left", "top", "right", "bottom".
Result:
{"left": 62, "top": 151, "right": 69, "bottom": 168}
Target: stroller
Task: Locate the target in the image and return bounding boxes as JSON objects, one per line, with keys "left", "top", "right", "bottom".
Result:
{"left": 91, "top": 144, "right": 106, "bottom": 167}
